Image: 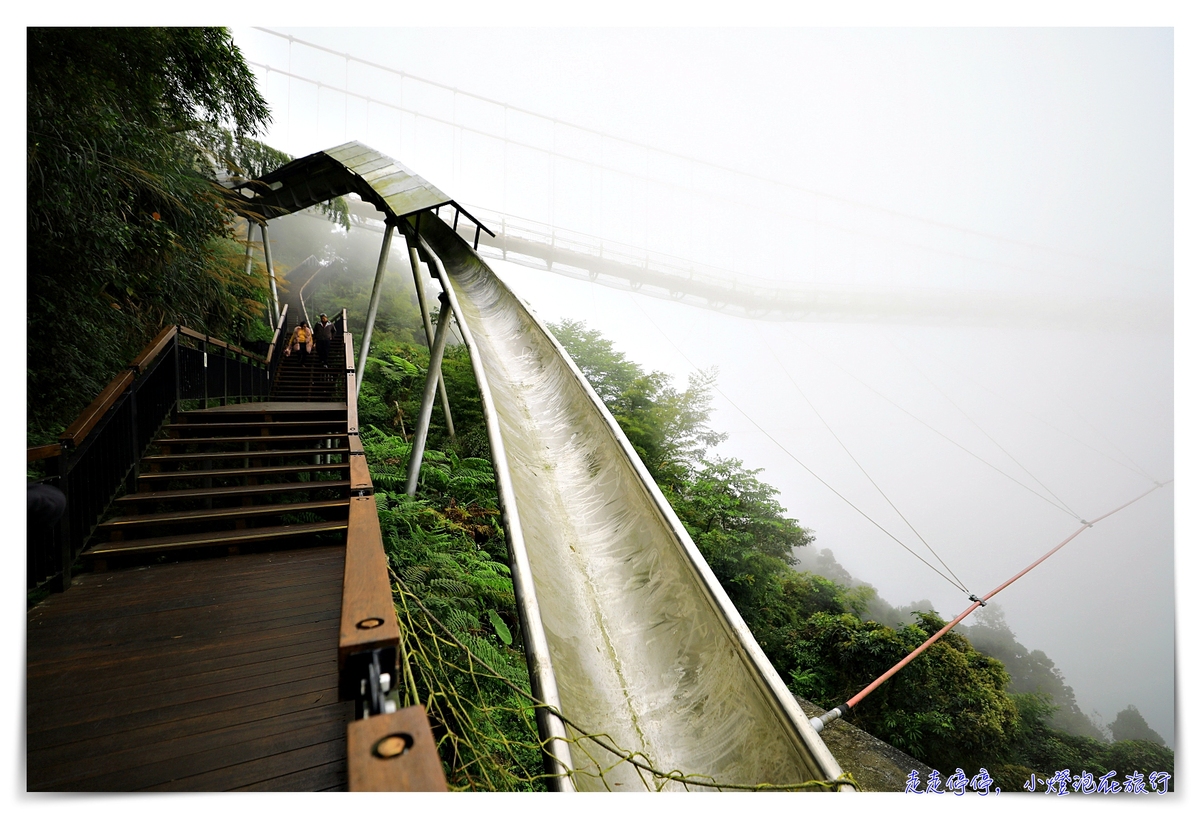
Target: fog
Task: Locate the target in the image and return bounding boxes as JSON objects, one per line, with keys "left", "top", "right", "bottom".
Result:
{"left": 230, "top": 25, "right": 1177, "bottom": 746}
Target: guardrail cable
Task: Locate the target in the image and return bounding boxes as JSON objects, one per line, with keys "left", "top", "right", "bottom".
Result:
{"left": 884, "top": 330, "right": 1081, "bottom": 519}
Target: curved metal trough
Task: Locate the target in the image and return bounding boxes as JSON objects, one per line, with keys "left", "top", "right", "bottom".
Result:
{"left": 417, "top": 216, "right": 844, "bottom": 791}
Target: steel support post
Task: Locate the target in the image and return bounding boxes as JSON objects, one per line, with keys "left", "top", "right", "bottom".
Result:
{"left": 262, "top": 222, "right": 281, "bottom": 326}
{"left": 243, "top": 217, "right": 255, "bottom": 287}
{"left": 403, "top": 227, "right": 456, "bottom": 440}
{"left": 356, "top": 222, "right": 394, "bottom": 398}
{"left": 404, "top": 292, "right": 453, "bottom": 497}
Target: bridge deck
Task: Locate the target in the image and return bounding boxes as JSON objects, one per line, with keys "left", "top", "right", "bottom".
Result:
{"left": 26, "top": 545, "right": 352, "bottom": 791}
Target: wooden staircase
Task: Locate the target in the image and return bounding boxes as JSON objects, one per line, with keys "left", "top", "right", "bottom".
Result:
{"left": 85, "top": 404, "right": 352, "bottom": 570}
{"left": 270, "top": 339, "right": 344, "bottom": 402}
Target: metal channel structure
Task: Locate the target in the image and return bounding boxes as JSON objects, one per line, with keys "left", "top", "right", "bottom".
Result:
{"left": 416, "top": 215, "right": 843, "bottom": 790}
{"left": 239, "top": 143, "right": 843, "bottom": 791}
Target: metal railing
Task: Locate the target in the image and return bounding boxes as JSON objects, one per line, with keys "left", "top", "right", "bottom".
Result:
{"left": 26, "top": 315, "right": 285, "bottom": 593}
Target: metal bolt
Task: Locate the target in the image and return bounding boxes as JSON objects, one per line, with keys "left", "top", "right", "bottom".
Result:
{"left": 373, "top": 733, "right": 412, "bottom": 759}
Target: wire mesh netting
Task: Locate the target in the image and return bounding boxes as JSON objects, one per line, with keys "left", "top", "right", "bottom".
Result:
{"left": 390, "top": 571, "right": 858, "bottom": 793}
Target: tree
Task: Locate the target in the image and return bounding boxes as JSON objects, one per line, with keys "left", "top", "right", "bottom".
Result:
{"left": 959, "top": 605, "right": 1105, "bottom": 740}
{"left": 667, "top": 457, "right": 813, "bottom": 610}
{"left": 1109, "top": 705, "right": 1166, "bottom": 746}
{"left": 27, "top": 27, "right": 274, "bottom": 443}
{"left": 549, "top": 319, "right": 725, "bottom": 484}
{"left": 787, "top": 610, "right": 1019, "bottom": 773}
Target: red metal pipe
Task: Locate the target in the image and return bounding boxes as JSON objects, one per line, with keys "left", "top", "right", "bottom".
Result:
{"left": 810, "top": 480, "right": 1170, "bottom": 733}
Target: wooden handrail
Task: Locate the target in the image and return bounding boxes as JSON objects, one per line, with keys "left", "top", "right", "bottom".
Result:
{"left": 347, "top": 707, "right": 447, "bottom": 791}
{"left": 27, "top": 443, "right": 62, "bottom": 463}
{"left": 129, "top": 326, "right": 178, "bottom": 372}
{"left": 339, "top": 331, "right": 392, "bottom": 667}
{"left": 59, "top": 370, "right": 135, "bottom": 446}
{"left": 339, "top": 324, "right": 421, "bottom": 790}
{"left": 177, "top": 326, "right": 207, "bottom": 343}
{"left": 55, "top": 321, "right": 273, "bottom": 448}
{"left": 348, "top": 433, "right": 371, "bottom": 492}
{"left": 339, "top": 496, "right": 402, "bottom": 668}
{"left": 176, "top": 327, "right": 265, "bottom": 363}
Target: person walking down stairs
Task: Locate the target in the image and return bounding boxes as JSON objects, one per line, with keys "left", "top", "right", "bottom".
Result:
{"left": 286, "top": 321, "right": 313, "bottom": 365}
{"left": 314, "top": 314, "right": 333, "bottom": 369}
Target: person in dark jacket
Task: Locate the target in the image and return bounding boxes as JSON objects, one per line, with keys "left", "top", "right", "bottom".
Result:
{"left": 313, "top": 314, "right": 334, "bottom": 368}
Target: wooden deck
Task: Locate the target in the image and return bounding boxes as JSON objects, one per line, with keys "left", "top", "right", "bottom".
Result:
{"left": 26, "top": 545, "right": 353, "bottom": 791}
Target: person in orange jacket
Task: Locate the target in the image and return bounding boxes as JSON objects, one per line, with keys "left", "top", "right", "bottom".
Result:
{"left": 285, "top": 321, "right": 313, "bottom": 363}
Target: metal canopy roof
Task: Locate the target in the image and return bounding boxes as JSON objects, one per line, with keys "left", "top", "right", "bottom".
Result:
{"left": 236, "top": 141, "right": 492, "bottom": 238}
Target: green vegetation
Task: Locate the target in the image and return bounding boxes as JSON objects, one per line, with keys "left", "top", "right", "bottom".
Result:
{"left": 1109, "top": 704, "right": 1166, "bottom": 745}
{"left": 353, "top": 328, "right": 548, "bottom": 790}
{"left": 549, "top": 320, "right": 1173, "bottom": 792}
{"left": 27, "top": 27, "right": 289, "bottom": 445}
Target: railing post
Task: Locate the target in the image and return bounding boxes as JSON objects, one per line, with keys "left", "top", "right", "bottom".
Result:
{"left": 262, "top": 221, "right": 281, "bottom": 326}
{"left": 405, "top": 292, "right": 453, "bottom": 496}
{"left": 126, "top": 374, "right": 140, "bottom": 493}
{"left": 202, "top": 336, "right": 209, "bottom": 408}
{"left": 52, "top": 444, "right": 73, "bottom": 592}
{"left": 173, "top": 330, "right": 181, "bottom": 411}
{"left": 221, "top": 347, "right": 228, "bottom": 407}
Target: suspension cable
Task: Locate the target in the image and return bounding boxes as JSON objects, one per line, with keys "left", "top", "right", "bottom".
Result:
{"left": 809, "top": 479, "right": 1172, "bottom": 733}
{"left": 1049, "top": 386, "right": 1159, "bottom": 483}
{"left": 892, "top": 329, "right": 1160, "bottom": 484}
{"left": 885, "top": 331, "right": 1080, "bottom": 519}
{"left": 786, "top": 329, "right": 1081, "bottom": 519}
{"left": 628, "top": 296, "right": 967, "bottom": 593}
{"left": 755, "top": 323, "right": 970, "bottom": 593}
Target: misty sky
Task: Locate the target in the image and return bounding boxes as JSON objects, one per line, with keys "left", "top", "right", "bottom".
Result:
{"left": 224, "top": 23, "right": 1183, "bottom": 746}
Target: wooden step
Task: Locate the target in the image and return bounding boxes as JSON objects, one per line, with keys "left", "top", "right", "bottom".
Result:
{"left": 96, "top": 499, "right": 350, "bottom": 532}
{"left": 138, "top": 463, "right": 350, "bottom": 483}
{"left": 175, "top": 407, "right": 345, "bottom": 421}
{"left": 142, "top": 447, "right": 350, "bottom": 464}
{"left": 115, "top": 480, "right": 351, "bottom": 504}
{"left": 164, "top": 420, "right": 347, "bottom": 436}
{"left": 84, "top": 519, "right": 349, "bottom": 559}
{"left": 153, "top": 434, "right": 349, "bottom": 449}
